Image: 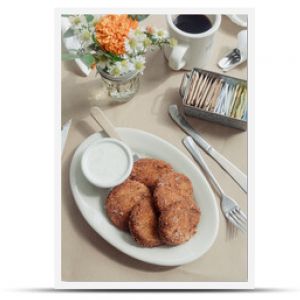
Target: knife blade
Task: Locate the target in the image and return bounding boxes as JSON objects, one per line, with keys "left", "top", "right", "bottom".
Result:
{"left": 168, "top": 104, "right": 247, "bottom": 193}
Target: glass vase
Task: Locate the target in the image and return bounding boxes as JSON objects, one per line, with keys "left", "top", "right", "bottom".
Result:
{"left": 97, "top": 67, "right": 140, "bottom": 103}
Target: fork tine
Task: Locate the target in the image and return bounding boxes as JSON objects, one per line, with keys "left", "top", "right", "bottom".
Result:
{"left": 231, "top": 211, "right": 247, "bottom": 231}
{"left": 233, "top": 208, "right": 247, "bottom": 226}
{"left": 228, "top": 214, "right": 245, "bottom": 233}
{"left": 238, "top": 208, "right": 247, "bottom": 222}
{"left": 229, "top": 212, "right": 246, "bottom": 232}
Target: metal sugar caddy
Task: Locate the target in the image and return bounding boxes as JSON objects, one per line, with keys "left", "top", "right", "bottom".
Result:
{"left": 179, "top": 68, "right": 247, "bottom": 131}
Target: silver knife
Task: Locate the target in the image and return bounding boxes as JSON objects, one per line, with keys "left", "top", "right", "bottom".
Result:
{"left": 169, "top": 104, "right": 247, "bottom": 193}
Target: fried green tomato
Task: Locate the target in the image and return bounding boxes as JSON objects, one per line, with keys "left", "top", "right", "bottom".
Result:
{"left": 106, "top": 179, "right": 151, "bottom": 231}
{"left": 130, "top": 158, "right": 173, "bottom": 189}
{"left": 153, "top": 172, "right": 195, "bottom": 211}
{"left": 129, "top": 199, "right": 162, "bottom": 247}
{"left": 159, "top": 202, "right": 200, "bottom": 246}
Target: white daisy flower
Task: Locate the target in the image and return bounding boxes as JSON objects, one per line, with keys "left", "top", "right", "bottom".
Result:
{"left": 153, "top": 29, "right": 169, "bottom": 40}
{"left": 80, "top": 30, "right": 91, "bottom": 42}
{"left": 109, "top": 64, "right": 122, "bottom": 77}
{"left": 113, "top": 59, "right": 135, "bottom": 75}
{"left": 124, "top": 38, "right": 135, "bottom": 55}
{"left": 121, "top": 60, "right": 136, "bottom": 74}
{"left": 131, "top": 55, "right": 146, "bottom": 74}
{"left": 69, "top": 15, "right": 81, "bottom": 26}
{"left": 127, "top": 61, "right": 135, "bottom": 73}
{"left": 136, "top": 41, "right": 145, "bottom": 53}
{"left": 143, "top": 37, "right": 152, "bottom": 48}
{"left": 69, "top": 15, "right": 87, "bottom": 29}
{"left": 134, "top": 28, "right": 147, "bottom": 42}
{"left": 117, "top": 55, "right": 135, "bottom": 73}
{"left": 125, "top": 36, "right": 145, "bottom": 55}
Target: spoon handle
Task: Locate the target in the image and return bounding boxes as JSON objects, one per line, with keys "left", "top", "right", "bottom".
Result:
{"left": 90, "top": 106, "right": 122, "bottom": 140}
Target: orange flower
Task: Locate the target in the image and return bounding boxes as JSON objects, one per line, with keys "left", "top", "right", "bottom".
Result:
{"left": 95, "top": 15, "right": 138, "bottom": 55}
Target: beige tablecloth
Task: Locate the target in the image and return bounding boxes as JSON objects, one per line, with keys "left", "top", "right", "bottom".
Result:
{"left": 61, "top": 15, "right": 248, "bottom": 282}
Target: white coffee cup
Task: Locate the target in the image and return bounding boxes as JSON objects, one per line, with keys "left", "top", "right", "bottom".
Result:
{"left": 164, "top": 15, "right": 222, "bottom": 71}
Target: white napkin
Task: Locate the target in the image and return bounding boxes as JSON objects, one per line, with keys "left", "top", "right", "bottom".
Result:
{"left": 61, "top": 17, "right": 91, "bottom": 77}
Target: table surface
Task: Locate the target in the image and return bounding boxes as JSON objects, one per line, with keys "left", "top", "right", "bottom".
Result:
{"left": 61, "top": 15, "right": 248, "bottom": 282}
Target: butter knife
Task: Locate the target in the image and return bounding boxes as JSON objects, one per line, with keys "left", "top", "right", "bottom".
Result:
{"left": 169, "top": 104, "right": 247, "bottom": 193}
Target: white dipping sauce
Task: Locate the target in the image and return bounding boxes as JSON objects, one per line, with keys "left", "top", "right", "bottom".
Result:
{"left": 81, "top": 139, "right": 133, "bottom": 188}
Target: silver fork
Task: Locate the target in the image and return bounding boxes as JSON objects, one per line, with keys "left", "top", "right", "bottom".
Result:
{"left": 183, "top": 136, "right": 247, "bottom": 233}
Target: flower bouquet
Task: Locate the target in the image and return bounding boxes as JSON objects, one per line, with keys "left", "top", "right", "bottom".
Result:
{"left": 62, "top": 14, "right": 176, "bottom": 101}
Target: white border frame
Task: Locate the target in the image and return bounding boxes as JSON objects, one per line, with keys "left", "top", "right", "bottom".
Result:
{"left": 55, "top": 7, "right": 254, "bottom": 289}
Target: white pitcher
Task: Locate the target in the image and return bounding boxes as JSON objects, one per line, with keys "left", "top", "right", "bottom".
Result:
{"left": 165, "top": 15, "right": 222, "bottom": 71}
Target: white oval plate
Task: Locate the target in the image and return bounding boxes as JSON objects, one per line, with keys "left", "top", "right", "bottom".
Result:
{"left": 70, "top": 128, "right": 219, "bottom": 266}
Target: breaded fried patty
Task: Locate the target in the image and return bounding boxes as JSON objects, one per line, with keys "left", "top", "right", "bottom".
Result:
{"left": 106, "top": 179, "right": 151, "bottom": 231}
{"left": 130, "top": 158, "right": 173, "bottom": 189}
{"left": 129, "top": 199, "right": 162, "bottom": 247}
{"left": 154, "top": 172, "right": 195, "bottom": 211}
{"left": 159, "top": 202, "right": 200, "bottom": 245}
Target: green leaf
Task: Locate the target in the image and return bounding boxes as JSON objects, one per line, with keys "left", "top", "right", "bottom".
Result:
{"left": 94, "top": 45, "right": 123, "bottom": 62}
{"left": 61, "top": 14, "right": 74, "bottom": 17}
{"left": 128, "top": 15, "right": 149, "bottom": 22}
{"left": 85, "top": 14, "right": 94, "bottom": 23}
{"left": 101, "top": 52, "right": 122, "bottom": 62}
{"left": 61, "top": 52, "right": 80, "bottom": 60}
{"left": 92, "top": 33, "right": 97, "bottom": 43}
{"left": 63, "top": 27, "right": 75, "bottom": 38}
{"left": 80, "top": 54, "right": 95, "bottom": 67}
{"left": 87, "top": 43, "right": 99, "bottom": 51}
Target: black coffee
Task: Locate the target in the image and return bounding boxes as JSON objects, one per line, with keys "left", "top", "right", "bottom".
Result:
{"left": 174, "top": 15, "right": 212, "bottom": 34}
